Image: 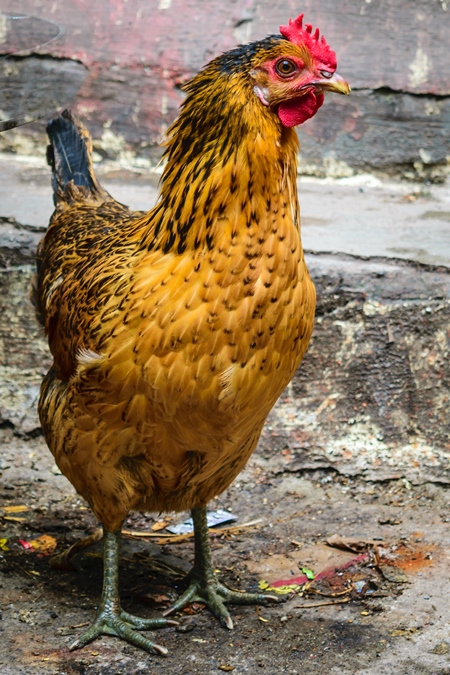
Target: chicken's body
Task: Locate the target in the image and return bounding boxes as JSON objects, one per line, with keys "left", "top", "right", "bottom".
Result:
{"left": 34, "top": 19, "right": 349, "bottom": 654}
{"left": 38, "top": 113, "right": 313, "bottom": 530}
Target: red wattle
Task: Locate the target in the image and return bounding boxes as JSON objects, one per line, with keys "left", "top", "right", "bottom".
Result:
{"left": 278, "top": 91, "right": 324, "bottom": 127}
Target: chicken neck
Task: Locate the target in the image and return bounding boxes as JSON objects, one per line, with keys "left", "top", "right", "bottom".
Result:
{"left": 142, "top": 49, "right": 301, "bottom": 256}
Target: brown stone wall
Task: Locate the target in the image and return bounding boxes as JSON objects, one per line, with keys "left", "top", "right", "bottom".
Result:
{"left": 1, "top": 0, "right": 449, "bottom": 178}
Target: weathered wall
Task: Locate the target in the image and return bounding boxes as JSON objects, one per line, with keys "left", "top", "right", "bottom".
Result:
{"left": 260, "top": 255, "right": 450, "bottom": 484}
{"left": 1, "top": 0, "right": 449, "bottom": 177}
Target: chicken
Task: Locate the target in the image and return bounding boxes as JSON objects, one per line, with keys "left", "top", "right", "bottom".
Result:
{"left": 33, "top": 13, "right": 349, "bottom": 655}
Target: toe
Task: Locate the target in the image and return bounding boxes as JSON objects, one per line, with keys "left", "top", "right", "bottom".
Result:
{"left": 163, "top": 584, "right": 198, "bottom": 617}
{"left": 110, "top": 616, "right": 168, "bottom": 655}
{"left": 119, "top": 610, "right": 178, "bottom": 630}
{"left": 69, "top": 611, "right": 171, "bottom": 655}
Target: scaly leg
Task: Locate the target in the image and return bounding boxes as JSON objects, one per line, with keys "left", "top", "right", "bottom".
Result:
{"left": 164, "top": 506, "right": 280, "bottom": 629}
{"left": 70, "top": 527, "right": 176, "bottom": 654}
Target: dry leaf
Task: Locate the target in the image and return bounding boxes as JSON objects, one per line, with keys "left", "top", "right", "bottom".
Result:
{"left": 123, "top": 519, "right": 261, "bottom": 544}
{"left": 29, "top": 534, "right": 58, "bottom": 555}
{"left": 431, "top": 642, "right": 450, "bottom": 655}
{"left": 2, "top": 505, "right": 29, "bottom": 514}
{"left": 326, "top": 534, "right": 383, "bottom": 553}
{"left": 378, "top": 565, "right": 409, "bottom": 584}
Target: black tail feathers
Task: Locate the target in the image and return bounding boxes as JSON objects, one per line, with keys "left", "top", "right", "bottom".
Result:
{"left": 46, "top": 110, "right": 102, "bottom": 204}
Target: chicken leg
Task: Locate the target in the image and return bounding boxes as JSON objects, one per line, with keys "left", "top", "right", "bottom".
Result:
{"left": 164, "top": 506, "right": 280, "bottom": 628}
{"left": 70, "top": 527, "right": 175, "bottom": 654}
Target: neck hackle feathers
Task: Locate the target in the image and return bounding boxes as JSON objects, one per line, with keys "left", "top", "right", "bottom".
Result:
{"left": 279, "top": 13, "right": 337, "bottom": 70}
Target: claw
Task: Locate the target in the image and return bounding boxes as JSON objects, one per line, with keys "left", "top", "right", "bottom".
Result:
{"left": 261, "top": 594, "right": 282, "bottom": 604}
{"left": 69, "top": 612, "right": 170, "bottom": 655}
{"left": 153, "top": 644, "right": 169, "bottom": 656}
{"left": 223, "top": 614, "right": 234, "bottom": 630}
{"left": 119, "top": 610, "right": 179, "bottom": 630}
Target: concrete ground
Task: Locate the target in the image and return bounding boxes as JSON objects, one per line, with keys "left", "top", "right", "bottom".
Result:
{"left": 0, "top": 153, "right": 450, "bottom": 675}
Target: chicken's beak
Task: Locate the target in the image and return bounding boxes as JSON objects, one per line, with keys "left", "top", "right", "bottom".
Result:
{"left": 314, "top": 73, "right": 351, "bottom": 96}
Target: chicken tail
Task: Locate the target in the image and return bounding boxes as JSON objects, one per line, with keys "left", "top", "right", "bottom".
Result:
{"left": 46, "top": 109, "right": 106, "bottom": 205}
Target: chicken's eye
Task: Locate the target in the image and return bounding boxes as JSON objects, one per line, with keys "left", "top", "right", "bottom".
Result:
{"left": 319, "top": 70, "right": 334, "bottom": 79}
{"left": 276, "top": 59, "right": 297, "bottom": 77}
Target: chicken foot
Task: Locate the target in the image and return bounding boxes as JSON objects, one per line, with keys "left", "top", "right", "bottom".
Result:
{"left": 70, "top": 528, "right": 176, "bottom": 655}
{"left": 163, "top": 506, "right": 280, "bottom": 629}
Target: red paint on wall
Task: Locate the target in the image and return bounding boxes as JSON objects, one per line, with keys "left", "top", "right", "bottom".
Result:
{"left": 1, "top": 0, "right": 449, "bottom": 171}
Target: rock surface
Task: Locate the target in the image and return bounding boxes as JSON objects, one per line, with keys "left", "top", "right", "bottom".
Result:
{"left": 0, "top": 1, "right": 449, "bottom": 178}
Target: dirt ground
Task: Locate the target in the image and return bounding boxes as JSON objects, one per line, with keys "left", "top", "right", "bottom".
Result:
{"left": 1, "top": 156, "right": 450, "bottom": 674}
{"left": 1, "top": 426, "right": 450, "bottom": 675}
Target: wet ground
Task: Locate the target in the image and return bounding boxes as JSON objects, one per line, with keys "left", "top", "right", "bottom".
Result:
{"left": 1, "top": 427, "right": 450, "bottom": 675}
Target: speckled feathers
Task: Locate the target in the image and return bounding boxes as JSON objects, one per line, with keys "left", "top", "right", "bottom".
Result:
{"left": 34, "top": 36, "right": 317, "bottom": 531}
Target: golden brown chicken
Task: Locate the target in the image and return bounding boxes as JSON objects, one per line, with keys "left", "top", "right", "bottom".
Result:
{"left": 33, "top": 13, "right": 349, "bottom": 654}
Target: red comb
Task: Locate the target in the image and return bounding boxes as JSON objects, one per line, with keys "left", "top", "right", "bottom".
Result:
{"left": 280, "top": 13, "right": 337, "bottom": 70}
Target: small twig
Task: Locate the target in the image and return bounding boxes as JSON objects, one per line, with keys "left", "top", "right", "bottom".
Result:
{"left": 273, "top": 511, "right": 305, "bottom": 525}
{"left": 307, "top": 587, "right": 352, "bottom": 598}
{"left": 122, "top": 519, "right": 263, "bottom": 544}
{"left": 122, "top": 530, "right": 194, "bottom": 543}
{"left": 295, "top": 598, "right": 351, "bottom": 609}
{"left": 21, "top": 566, "right": 40, "bottom": 577}
{"left": 69, "top": 622, "right": 90, "bottom": 629}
